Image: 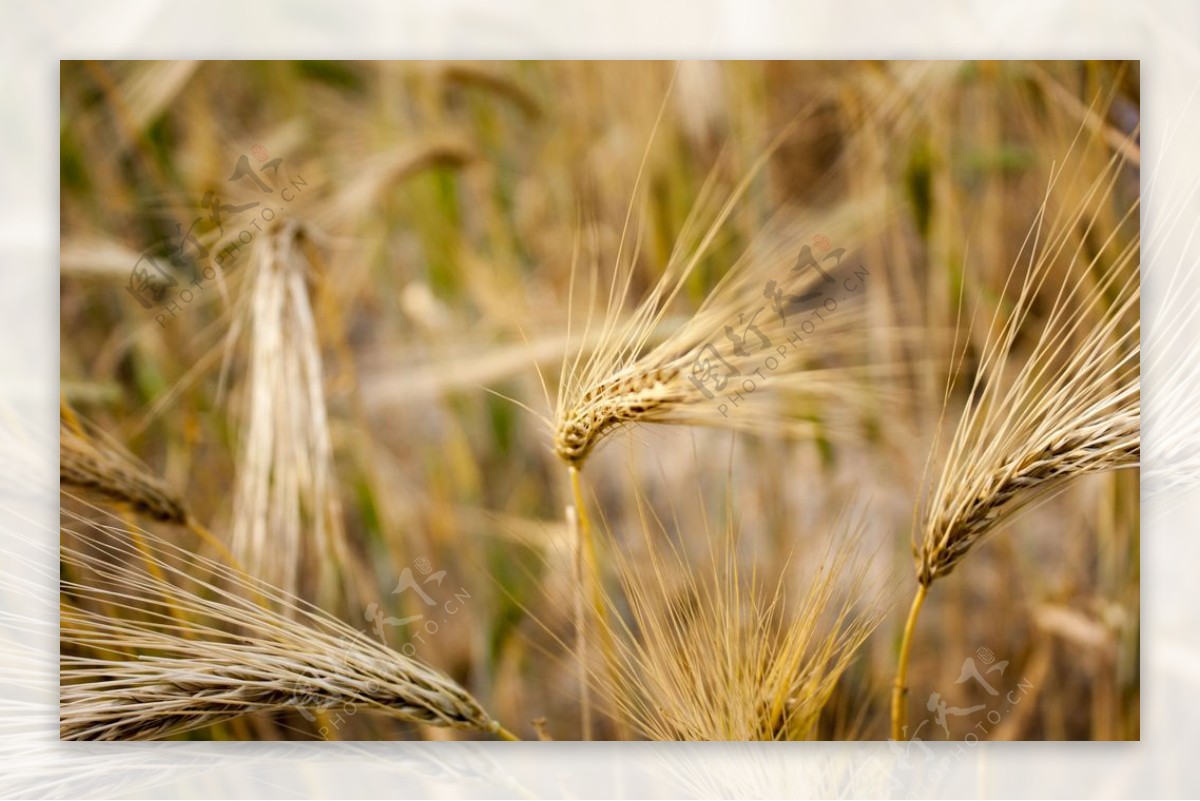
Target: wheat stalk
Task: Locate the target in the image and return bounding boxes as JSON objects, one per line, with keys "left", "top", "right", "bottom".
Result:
{"left": 543, "top": 113, "right": 887, "bottom": 734}
{"left": 59, "top": 508, "right": 515, "bottom": 741}
{"left": 891, "top": 142, "right": 1141, "bottom": 740}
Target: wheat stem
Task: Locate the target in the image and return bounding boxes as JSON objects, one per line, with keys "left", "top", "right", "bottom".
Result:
{"left": 494, "top": 724, "right": 522, "bottom": 742}
{"left": 569, "top": 467, "right": 601, "bottom": 591}
{"left": 567, "top": 499, "right": 592, "bottom": 740}
{"left": 567, "top": 465, "right": 630, "bottom": 739}
{"left": 891, "top": 582, "right": 927, "bottom": 742}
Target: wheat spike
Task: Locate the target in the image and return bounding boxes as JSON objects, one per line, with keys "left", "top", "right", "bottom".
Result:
{"left": 546, "top": 115, "right": 890, "bottom": 738}
{"left": 893, "top": 136, "right": 1140, "bottom": 740}
{"left": 226, "top": 220, "right": 353, "bottom": 607}
{"left": 553, "top": 203, "right": 884, "bottom": 466}
{"left": 917, "top": 154, "right": 1140, "bottom": 585}
{"left": 587, "top": 504, "right": 885, "bottom": 741}
{"left": 551, "top": 125, "right": 889, "bottom": 466}
{"left": 59, "top": 403, "right": 189, "bottom": 525}
{"left": 59, "top": 508, "right": 514, "bottom": 741}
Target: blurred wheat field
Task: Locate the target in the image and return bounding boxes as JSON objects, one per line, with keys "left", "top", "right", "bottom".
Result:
{"left": 59, "top": 60, "right": 1140, "bottom": 741}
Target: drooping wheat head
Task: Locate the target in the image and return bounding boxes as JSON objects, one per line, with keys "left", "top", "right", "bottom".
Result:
{"left": 892, "top": 131, "right": 1140, "bottom": 740}
{"left": 59, "top": 402, "right": 189, "bottom": 525}
{"left": 550, "top": 102, "right": 893, "bottom": 468}
{"left": 546, "top": 108, "right": 891, "bottom": 738}
{"left": 917, "top": 151, "right": 1140, "bottom": 586}
{"left": 226, "top": 221, "right": 355, "bottom": 608}
{"left": 59, "top": 507, "right": 514, "bottom": 741}
{"left": 552, "top": 199, "right": 886, "bottom": 466}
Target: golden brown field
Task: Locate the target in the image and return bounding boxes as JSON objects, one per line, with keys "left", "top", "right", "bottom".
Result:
{"left": 59, "top": 60, "right": 1140, "bottom": 742}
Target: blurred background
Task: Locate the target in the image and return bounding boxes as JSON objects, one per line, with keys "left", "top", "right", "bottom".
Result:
{"left": 59, "top": 60, "right": 1139, "bottom": 741}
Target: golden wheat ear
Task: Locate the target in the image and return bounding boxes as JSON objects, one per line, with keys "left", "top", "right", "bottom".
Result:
{"left": 918, "top": 156, "right": 1139, "bottom": 586}
{"left": 59, "top": 508, "right": 516, "bottom": 741}
{"left": 584, "top": 501, "right": 888, "bottom": 741}
{"left": 59, "top": 401, "right": 190, "bottom": 525}
{"left": 547, "top": 113, "right": 895, "bottom": 737}
{"left": 892, "top": 136, "right": 1140, "bottom": 740}
{"left": 553, "top": 192, "right": 890, "bottom": 467}
{"left": 225, "top": 221, "right": 359, "bottom": 610}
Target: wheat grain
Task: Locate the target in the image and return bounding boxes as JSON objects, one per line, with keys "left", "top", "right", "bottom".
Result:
{"left": 920, "top": 410, "right": 1138, "bottom": 584}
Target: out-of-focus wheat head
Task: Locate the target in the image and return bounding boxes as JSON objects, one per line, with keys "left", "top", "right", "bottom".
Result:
{"left": 590, "top": 508, "right": 885, "bottom": 741}
{"left": 59, "top": 402, "right": 189, "bottom": 525}
{"left": 917, "top": 148, "right": 1140, "bottom": 586}
{"left": 227, "top": 221, "right": 352, "bottom": 609}
{"left": 59, "top": 509, "right": 513, "bottom": 741}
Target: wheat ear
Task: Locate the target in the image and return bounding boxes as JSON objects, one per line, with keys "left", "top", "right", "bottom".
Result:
{"left": 588, "top": 504, "right": 885, "bottom": 741}
{"left": 60, "top": 509, "right": 516, "bottom": 741}
{"left": 891, "top": 145, "right": 1140, "bottom": 740}
{"left": 549, "top": 122, "right": 884, "bottom": 734}
{"left": 225, "top": 220, "right": 357, "bottom": 610}
{"left": 59, "top": 402, "right": 189, "bottom": 525}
